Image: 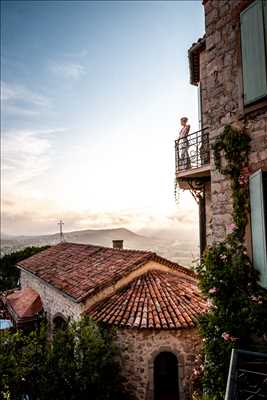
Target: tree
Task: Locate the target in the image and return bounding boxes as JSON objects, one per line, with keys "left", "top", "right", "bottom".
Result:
{"left": 0, "top": 246, "right": 49, "bottom": 291}
{"left": 0, "top": 317, "right": 127, "bottom": 400}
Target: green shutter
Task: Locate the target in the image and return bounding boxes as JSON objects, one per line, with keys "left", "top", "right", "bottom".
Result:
{"left": 264, "top": 0, "right": 267, "bottom": 52}
{"left": 240, "top": 0, "right": 267, "bottom": 105}
{"left": 249, "top": 170, "right": 267, "bottom": 288}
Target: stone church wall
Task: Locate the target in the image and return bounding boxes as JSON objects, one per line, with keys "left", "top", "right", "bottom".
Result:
{"left": 20, "top": 270, "right": 202, "bottom": 400}
{"left": 116, "top": 327, "right": 201, "bottom": 400}
{"left": 20, "top": 270, "right": 82, "bottom": 326}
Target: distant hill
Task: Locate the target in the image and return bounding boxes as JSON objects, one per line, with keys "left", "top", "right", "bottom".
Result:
{"left": 1, "top": 227, "right": 199, "bottom": 266}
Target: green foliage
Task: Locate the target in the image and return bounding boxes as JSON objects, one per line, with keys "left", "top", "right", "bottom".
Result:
{"left": 213, "top": 125, "right": 251, "bottom": 177}
{"left": 196, "top": 125, "right": 267, "bottom": 399}
{"left": 0, "top": 246, "right": 49, "bottom": 291}
{"left": 213, "top": 125, "right": 251, "bottom": 239}
{"left": 0, "top": 323, "right": 49, "bottom": 400}
{"left": 0, "top": 317, "right": 127, "bottom": 400}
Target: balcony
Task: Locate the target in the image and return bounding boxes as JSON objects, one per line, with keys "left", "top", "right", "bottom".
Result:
{"left": 175, "top": 128, "right": 210, "bottom": 181}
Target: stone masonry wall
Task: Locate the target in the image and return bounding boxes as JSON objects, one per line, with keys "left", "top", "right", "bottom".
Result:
{"left": 204, "top": 180, "right": 212, "bottom": 246}
{"left": 116, "top": 327, "right": 201, "bottom": 400}
{"left": 20, "top": 270, "right": 82, "bottom": 326}
{"left": 199, "top": 48, "right": 209, "bottom": 129}
{"left": 202, "top": 0, "right": 267, "bottom": 245}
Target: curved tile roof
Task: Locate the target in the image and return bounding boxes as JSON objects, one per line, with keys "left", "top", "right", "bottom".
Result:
{"left": 86, "top": 270, "right": 207, "bottom": 330}
{"left": 18, "top": 242, "right": 194, "bottom": 302}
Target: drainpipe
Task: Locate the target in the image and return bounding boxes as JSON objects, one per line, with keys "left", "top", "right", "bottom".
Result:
{"left": 199, "top": 188, "right": 206, "bottom": 258}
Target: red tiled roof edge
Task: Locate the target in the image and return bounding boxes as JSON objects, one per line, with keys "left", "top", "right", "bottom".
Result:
{"left": 75, "top": 252, "right": 195, "bottom": 302}
{"left": 60, "top": 242, "right": 155, "bottom": 255}
{"left": 151, "top": 254, "right": 197, "bottom": 278}
{"left": 75, "top": 252, "right": 154, "bottom": 302}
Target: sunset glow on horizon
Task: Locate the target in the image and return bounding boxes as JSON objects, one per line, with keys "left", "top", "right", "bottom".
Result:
{"left": 1, "top": 0, "right": 204, "bottom": 237}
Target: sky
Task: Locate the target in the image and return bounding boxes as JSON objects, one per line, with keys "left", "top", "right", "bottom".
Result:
{"left": 1, "top": 0, "right": 205, "bottom": 237}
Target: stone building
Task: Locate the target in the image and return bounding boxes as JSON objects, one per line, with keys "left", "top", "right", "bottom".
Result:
{"left": 175, "top": 0, "right": 267, "bottom": 288}
{"left": 8, "top": 241, "right": 207, "bottom": 400}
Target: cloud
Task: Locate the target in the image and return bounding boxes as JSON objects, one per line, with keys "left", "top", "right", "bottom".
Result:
{"left": 63, "top": 49, "right": 88, "bottom": 59}
{"left": 1, "top": 202, "right": 136, "bottom": 236}
{"left": 1, "top": 195, "right": 197, "bottom": 239}
{"left": 1, "top": 128, "right": 64, "bottom": 187}
{"left": 1, "top": 81, "right": 50, "bottom": 107}
{"left": 3, "top": 104, "right": 40, "bottom": 117}
{"left": 1, "top": 81, "right": 51, "bottom": 117}
{"left": 48, "top": 61, "right": 86, "bottom": 80}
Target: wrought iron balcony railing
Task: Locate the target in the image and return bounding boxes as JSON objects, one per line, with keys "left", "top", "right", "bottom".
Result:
{"left": 225, "top": 349, "right": 267, "bottom": 400}
{"left": 175, "top": 128, "right": 210, "bottom": 174}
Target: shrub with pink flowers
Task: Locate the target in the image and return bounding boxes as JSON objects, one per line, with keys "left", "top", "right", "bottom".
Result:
{"left": 195, "top": 125, "right": 267, "bottom": 400}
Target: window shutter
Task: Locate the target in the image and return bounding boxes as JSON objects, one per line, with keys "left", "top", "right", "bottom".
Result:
{"left": 264, "top": 0, "right": 267, "bottom": 52}
{"left": 249, "top": 170, "right": 267, "bottom": 288}
{"left": 240, "top": 0, "right": 267, "bottom": 105}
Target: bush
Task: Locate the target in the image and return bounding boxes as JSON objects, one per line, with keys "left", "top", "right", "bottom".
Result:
{"left": 0, "top": 317, "right": 127, "bottom": 400}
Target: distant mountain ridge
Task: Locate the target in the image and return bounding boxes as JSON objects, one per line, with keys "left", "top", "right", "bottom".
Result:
{"left": 1, "top": 227, "right": 199, "bottom": 266}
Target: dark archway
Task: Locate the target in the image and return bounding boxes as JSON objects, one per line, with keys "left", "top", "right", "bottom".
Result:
{"left": 53, "top": 313, "right": 67, "bottom": 331}
{"left": 154, "top": 352, "right": 179, "bottom": 400}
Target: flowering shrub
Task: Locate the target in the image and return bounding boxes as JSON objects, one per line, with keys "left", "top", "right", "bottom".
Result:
{"left": 195, "top": 125, "right": 267, "bottom": 399}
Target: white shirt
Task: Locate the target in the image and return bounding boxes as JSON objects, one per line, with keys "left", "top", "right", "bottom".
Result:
{"left": 179, "top": 125, "right": 190, "bottom": 139}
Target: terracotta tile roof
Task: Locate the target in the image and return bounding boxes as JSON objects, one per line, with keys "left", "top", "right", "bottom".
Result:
{"left": 18, "top": 242, "right": 194, "bottom": 302}
{"left": 5, "top": 287, "right": 43, "bottom": 324}
{"left": 86, "top": 270, "right": 206, "bottom": 330}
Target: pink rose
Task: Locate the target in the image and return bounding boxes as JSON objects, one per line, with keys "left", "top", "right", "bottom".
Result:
{"left": 239, "top": 175, "right": 248, "bottom": 185}
{"left": 208, "top": 287, "right": 218, "bottom": 294}
{"left": 241, "top": 166, "right": 250, "bottom": 176}
{"left": 222, "top": 331, "right": 238, "bottom": 342}
{"left": 227, "top": 223, "right": 237, "bottom": 233}
{"left": 251, "top": 295, "right": 263, "bottom": 304}
{"left": 222, "top": 332, "right": 231, "bottom": 341}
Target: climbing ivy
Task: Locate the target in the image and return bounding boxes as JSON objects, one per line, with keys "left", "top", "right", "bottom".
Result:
{"left": 194, "top": 125, "right": 267, "bottom": 400}
{"left": 213, "top": 125, "right": 251, "bottom": 239}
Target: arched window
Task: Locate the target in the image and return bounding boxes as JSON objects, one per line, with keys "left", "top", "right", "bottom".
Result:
{"left": 154, "top": 352, "right": 179, "bottom": 400}
{"left": 52, "top": 313, "right": 67, "bottom": 332}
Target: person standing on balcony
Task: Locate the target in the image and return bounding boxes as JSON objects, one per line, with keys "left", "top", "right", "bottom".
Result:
{"left": 179, "top": 117, "right": 191, "bottom": 169}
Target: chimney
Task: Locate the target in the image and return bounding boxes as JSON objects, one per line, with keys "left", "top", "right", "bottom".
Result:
{"left": 112, "top": 240, "right": 124, "bottom": 250}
